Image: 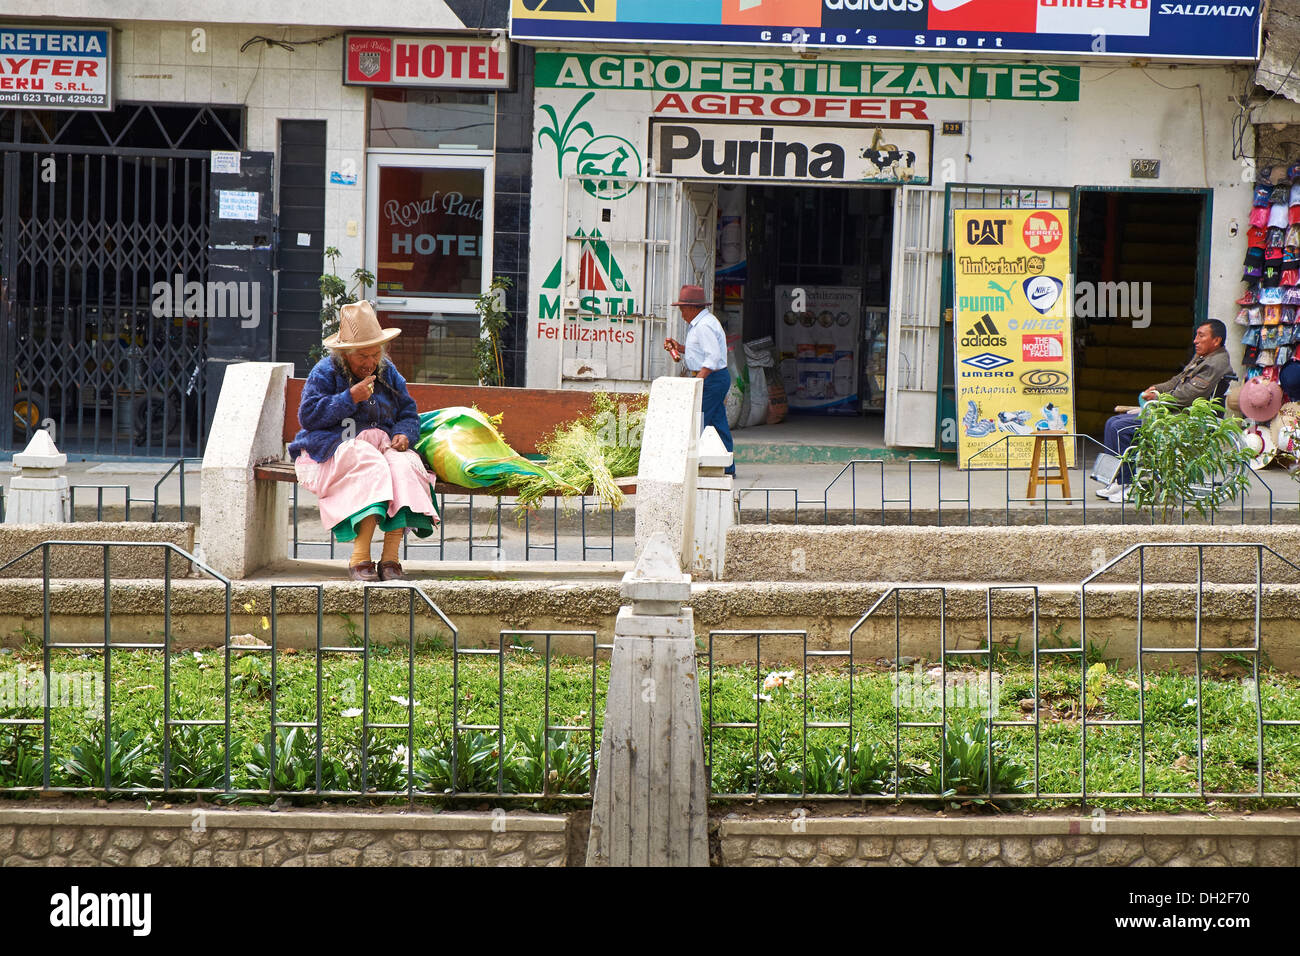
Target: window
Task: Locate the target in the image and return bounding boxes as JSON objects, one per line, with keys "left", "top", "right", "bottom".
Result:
{"left": 368, "top": 89, "right": 494, "bottom": 150}
{"left": 373, "top": 163, "right": 486, "bottom": 299}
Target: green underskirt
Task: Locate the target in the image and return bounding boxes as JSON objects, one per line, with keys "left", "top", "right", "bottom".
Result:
{"left": 331, "top": 497, "right": 438, "bottom": 542}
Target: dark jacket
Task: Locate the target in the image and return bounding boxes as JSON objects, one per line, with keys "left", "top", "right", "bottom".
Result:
{"left": 287, "top": 357, "right": 420, "bottom": 463}
{"left": 1152, "top": 347, "right": 1233, "bottom": 407}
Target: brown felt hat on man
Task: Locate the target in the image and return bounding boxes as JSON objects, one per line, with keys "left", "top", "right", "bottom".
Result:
{"left": 672, "top": 284, "right": 710, "bottom": 308}
{"left": 323, "top": 300, "right": 401, "bottom": 350}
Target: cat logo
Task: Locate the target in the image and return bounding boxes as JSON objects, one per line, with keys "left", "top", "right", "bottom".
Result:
{"left": 966, "top": 218, "right": 1009, "bottom": 247}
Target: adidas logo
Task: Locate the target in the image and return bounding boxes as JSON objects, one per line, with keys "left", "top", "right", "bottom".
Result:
{"left": 961, "top": 315, "right": 1007, "bottom": 348}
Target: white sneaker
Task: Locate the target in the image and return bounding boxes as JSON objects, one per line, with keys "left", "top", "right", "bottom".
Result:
{"left": 1106, "top": 484, "right": 1132, "bottom": 504}
{"left": 1095, "top": 480, "right": 1119, "bottom": 499}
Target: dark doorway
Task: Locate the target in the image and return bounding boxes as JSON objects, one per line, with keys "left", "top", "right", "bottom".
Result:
{"left": 1073, "top": 190, "right": 1206, "bottom": 438}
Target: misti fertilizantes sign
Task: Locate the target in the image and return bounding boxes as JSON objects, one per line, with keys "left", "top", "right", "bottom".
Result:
{"left": 0, "top": 25, "right": 111, "bottom": 110}
{"left": 344, "top": 34, "right": 512, "bottom": 90}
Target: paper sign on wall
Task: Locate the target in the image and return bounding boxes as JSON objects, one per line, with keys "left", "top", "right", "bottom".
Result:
{"left": 218, "top": 190, "right": 259, "bottom": 221}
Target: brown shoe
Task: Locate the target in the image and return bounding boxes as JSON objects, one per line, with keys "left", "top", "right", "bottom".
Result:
{"left": 378, "top": 561, "right": 406, "bottom": 581}
{"left": 348, "top": 561, "right": 380, "bottom": 582}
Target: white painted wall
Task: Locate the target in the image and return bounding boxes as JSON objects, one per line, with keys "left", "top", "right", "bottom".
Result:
{"left": 523, "top": 47, "right": 1256, "bottom": 448}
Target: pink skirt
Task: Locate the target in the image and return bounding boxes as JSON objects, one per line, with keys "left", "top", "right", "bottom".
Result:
{"left": 294, "top": 428, "right": 438, "bottom": 538}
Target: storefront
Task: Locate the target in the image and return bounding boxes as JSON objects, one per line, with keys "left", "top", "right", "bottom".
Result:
{"left": 510, "top": 2, "right": 1262, "bottom": 452}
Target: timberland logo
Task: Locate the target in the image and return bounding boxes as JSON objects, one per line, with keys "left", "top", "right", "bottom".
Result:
{"left": 49, "top": 886, "right": 152, "bottom": 936}
{"left": 151, "top": 274, "right": 260, "bottom": 328}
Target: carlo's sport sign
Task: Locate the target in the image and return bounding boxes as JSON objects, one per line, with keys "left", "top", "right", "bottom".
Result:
{"left": 952, "top": 208, "right": 1077, "bottom": 470}
{"left": 510, "top": 1, "right": 1261, "bottom": 60}
{"left": 0, "top": 25, "right": 111, "bottom": 110}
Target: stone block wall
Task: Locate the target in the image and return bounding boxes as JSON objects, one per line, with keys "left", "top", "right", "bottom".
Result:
{"left": 718, "top": 814, "right": 1300, "bottom": 867}
{"left": 0, "top": 808, "right": 568, "bottom": 867}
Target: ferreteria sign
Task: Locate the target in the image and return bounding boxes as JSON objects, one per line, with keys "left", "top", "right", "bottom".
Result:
{"left": 0, "top": 25, "right": 111, "bottom": 110}
{"left": 652, "top": 120, "right": 932, "bottom": 185}
{"left": 537, "top": 54, "right": 1079, "bottom": 100}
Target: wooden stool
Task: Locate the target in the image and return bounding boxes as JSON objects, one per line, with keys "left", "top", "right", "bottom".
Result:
{"left": 1026, "top": 431, "right": 1072, "bottom": 500}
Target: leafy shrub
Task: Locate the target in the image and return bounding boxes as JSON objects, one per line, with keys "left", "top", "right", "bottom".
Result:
{"left": 506, "top": 724, "right": 593, "bottom": 795}
{"left": 59, "top": 726, "right": 151, "bottom": 790}
{"left": 908, "top": 720, "right": 1029, "bottom": 798}
{"left": 414, "top": 731, "right": 503, "bottom": 794}
{"left": 243, "top": 728, "right": 348, "bottom": 793}
{"left": 0, "top": 726, "right": 44, "bottom": 788}
{"left": 154, "top": 721, "right": 234, "bottom": 791}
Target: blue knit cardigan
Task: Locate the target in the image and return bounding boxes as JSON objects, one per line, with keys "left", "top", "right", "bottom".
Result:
{"left": 287, "top": 357, "right": 420, "bottom": 463}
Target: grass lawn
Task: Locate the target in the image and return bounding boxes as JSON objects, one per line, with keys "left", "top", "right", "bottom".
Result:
{"left": 2, "top": 636, "right": 1299, "bottom": 811}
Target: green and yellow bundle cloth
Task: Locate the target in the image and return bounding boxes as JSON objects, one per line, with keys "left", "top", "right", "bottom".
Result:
{"left": 414, "top": 399, "right": 640, "bottom": 511}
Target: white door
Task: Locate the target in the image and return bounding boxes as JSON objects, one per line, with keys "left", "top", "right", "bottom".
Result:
{"left": 558, "top": 173, "right": 681, "bottom": 385}
{"left": 885, "top": 185, "right": 945, "bottom": 447}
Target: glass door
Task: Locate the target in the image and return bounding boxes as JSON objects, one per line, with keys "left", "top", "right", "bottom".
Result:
{"left": 365, "top": 151, "right": 494, "bottom": 384}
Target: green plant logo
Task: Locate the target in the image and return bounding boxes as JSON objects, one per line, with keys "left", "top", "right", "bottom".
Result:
{"left": 538, "top": 91, "right": 641, "bottom": 200}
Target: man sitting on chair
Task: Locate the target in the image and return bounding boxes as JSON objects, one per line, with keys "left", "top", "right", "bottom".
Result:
{"left": 1097, "top": 319, "right": 1232, "bottom": 503}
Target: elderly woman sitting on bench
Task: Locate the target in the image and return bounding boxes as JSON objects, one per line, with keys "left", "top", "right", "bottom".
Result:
{"left": 288, "top": 301, "right": 438, "bottom": 581}
{"left": 1096, "top": 318, "right": 1232, "bottom": 503}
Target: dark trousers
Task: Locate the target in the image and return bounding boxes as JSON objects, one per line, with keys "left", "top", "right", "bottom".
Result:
{"left": 701, "top": 368, "right": 736, "bottom": 476}
{"left": 1103, "top": 412, "right": 1142, "bottom": 484}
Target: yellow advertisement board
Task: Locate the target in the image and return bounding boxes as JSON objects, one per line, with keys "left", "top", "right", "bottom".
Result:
{"left": 952, "top": 208, "right": 1076, "bottom": 470}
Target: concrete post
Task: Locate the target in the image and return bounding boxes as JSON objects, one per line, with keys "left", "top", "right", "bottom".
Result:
{"left": 692, "top": 426, "right": 734, "bottom": 581}
{"left": 587, "top": 532, "right": 710, "bottom": 867}
{"left": 3, "top": 430, "right": 69, "bottom": 524}
{"left": 199, "top": 361, "right": 293, "bottom": 578}
{"left": 633, "top": 376, "right": 702, "bottom": 572}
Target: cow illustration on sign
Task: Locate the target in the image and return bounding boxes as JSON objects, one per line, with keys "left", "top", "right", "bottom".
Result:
{"left": 859, "top": 128, "right": 917, "bottom": 182}
{"left": 538, "top": 91, "right": 643, "bottom": 199}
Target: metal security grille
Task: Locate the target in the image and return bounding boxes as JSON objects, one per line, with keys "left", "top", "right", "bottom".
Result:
{"left": 1, "top": 104, "right": 241, "bottom": 456}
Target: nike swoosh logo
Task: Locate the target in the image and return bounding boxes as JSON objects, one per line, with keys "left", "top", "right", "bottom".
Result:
{"left": 931, "top": 0, "right": 978, "bottom": 10}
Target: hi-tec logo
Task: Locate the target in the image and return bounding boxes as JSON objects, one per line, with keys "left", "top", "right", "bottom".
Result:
{"left": 961, "top": 315, "right": 1006, "bottom": 348}
{"left": 966, "top": 218, "right": 1009, "bottom": 246}
{"left": 50, "top": 886, "right": 152, "bottom": 936}
{"left": 825, "top": 0, "right": 924, "bottom": 9}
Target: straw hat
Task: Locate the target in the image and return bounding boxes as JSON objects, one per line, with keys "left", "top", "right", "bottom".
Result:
{"left": 323, "top": 300, "right": 400, "bottom": 350}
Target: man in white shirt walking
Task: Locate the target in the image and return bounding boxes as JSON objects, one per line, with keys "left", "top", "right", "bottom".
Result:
{"left": 663, "top": 284, "right": 735, "bottom": 476}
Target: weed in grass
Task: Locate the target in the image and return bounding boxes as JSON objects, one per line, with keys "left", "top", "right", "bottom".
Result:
{"left": 415, "top": 731, "right": 503, "bottom": 794}
{"left": 156, "top": 721, "right": 235, "bottom": 791}
{"left": 506, "top": 724, "right": 593, "bottom": 795}
{"left": 907, "top": 719, "right": 1030, "bottom": 800}
{"left": 59, "top": 726, "right": 151, "bottom": 790}
{"left": 243, "top": 727, "right": 349, "bottom": 793}
{"left": 0, "top": 725, "right": 44, "bottom": 788}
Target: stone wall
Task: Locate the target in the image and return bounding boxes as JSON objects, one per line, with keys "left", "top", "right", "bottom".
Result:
{"left": 717, "top": 814, "right": 1300, "bottom": 867}
{"left": 0, "top": 808, "right": 568, "bottom": 867}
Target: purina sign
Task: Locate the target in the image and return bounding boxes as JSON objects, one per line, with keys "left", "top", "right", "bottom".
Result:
{"left": 344, "top": 34, "right": 512, "bottom": 90}
{"left": 652, "top": 119, "right": 932, "bottom": 184}
{"left": 0, "top": 25, "right": 111, "bottom": 110}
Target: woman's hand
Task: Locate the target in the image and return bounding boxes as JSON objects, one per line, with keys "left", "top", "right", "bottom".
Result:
{"left": 390, "top": 434, "right": 410, "bottom": 453}
{"left": 349, "top": 374, "right": 376, "bottom": 403}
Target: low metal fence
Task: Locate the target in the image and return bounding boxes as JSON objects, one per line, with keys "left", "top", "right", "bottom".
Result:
{"left": 739, "top": 437, "right": 1300, "bottom": 527}
{"left": 3, "top": 541, "right": 1299, "bottom": 804}
{"left": 65, "top": 457, "right": 202, "bottom": 522}
{"left": 289, "top": 484, "right": 633, "bottom": 563}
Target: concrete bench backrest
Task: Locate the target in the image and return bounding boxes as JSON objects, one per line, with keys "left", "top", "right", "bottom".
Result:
{"left": 282, "top": 378, "right": 637, "bottom": 455}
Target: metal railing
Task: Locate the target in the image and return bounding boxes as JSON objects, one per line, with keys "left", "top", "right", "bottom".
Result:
{"left": 702, "top": 544, "right": 1300, "bottom": 802}
{"left": 4, "top": 541, "right": 1300, "bottom": 804}
{"left": 289, "top": 484, "right": 632, "bottom": 563}
{"left": 65, "top": 457, "right": 202, "bottom": 522}
{"left": 738, "top": 441, "right": 1300, "bottom": 528}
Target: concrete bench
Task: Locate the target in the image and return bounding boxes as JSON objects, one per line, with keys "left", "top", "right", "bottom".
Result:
{"left": 201, "top": 363, "right": 638, "bottom": 579}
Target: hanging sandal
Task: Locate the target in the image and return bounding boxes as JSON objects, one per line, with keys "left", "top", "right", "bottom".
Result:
{"left": 378, "top": 561, "right": 406, "bottom": 581}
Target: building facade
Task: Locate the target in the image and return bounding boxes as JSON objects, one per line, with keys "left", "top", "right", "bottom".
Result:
{"left": 1, "top": 0, "right": 534, "bottom": 458}
{"left": 509, "top": 2, "right": 1265, "bottom": 454}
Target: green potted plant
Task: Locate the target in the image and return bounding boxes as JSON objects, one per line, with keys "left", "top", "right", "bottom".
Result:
{"left": 1120, "top": 395, "right": 1255, "bottom": 522}
{"left": 311, "top": 247, "right": 375, "bottom": 363}
{"left": 474, "top": 276, "right": 513, "bottom": 387}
